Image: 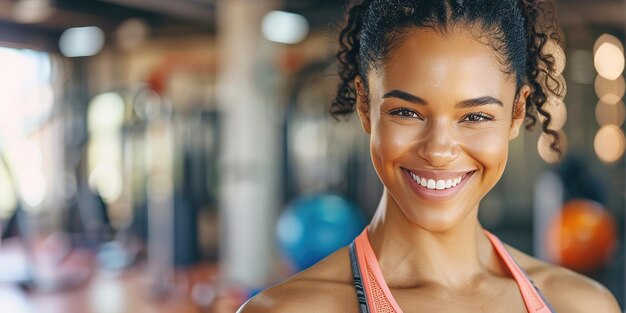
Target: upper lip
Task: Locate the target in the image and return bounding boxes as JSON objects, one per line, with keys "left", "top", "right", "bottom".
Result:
{"left": 402, "top": 167, "right": 475, "bottom": 180}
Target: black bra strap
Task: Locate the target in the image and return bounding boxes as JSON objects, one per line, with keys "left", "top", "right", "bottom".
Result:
{"left": 349, "top": 241, "right": 371, "bottom": 313}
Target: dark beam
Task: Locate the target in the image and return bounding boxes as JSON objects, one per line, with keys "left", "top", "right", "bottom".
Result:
{"left": 100, "top": 0, "right": 214, "bottom": 25}
{"left": 0, "top": 21, "right": 60, "bottom": 52}
{"left": 559, "top": 1, "right": 625, "bottom": 27}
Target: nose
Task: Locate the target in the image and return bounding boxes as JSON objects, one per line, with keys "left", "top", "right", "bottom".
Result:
{"left": 417, "top": 119, "right": 460, "bottom": 167}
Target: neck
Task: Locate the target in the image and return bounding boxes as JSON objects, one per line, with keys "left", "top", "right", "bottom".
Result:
{"left": 367, "top": 189, "right": 502, "bottom": 289}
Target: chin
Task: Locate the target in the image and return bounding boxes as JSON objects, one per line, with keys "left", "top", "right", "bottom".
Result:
{"left": 399, "top": 201, "right": 478, "bottom": 233}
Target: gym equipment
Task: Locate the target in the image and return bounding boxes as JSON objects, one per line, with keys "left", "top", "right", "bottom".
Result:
{"left": 276, "top": 194, "right": 365, "bottom": 271}
{"left": 544, "top": 199, "right": 617, "bottom": 272}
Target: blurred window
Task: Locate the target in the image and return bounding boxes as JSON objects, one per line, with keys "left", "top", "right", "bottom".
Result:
{"left": 0, "top": 46, "right": 54, "bottom": 216}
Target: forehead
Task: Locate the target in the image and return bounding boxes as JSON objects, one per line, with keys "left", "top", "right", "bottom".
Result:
{"left": 373, "top": 28, "right": 516, "bottom": 102}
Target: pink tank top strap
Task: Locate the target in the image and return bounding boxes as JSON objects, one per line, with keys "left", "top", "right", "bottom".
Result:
{"left": 483, "top": 230, "right": 554, "bottom": 313}
{"left": 350, "top": 227, "right": 555, "bottom": 313}
{"left": 354, "top": 228, "right": 403, "bottom": 313}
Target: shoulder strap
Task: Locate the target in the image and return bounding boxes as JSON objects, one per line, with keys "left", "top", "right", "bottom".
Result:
{"left": 349, "top": 241, "right": 371, "bottom": 313}
{"left": 483, "top": 230, "right": 556, "bottom": 313}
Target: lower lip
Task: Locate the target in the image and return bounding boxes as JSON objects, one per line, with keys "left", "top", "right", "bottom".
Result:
{"left": 402, "top": 168, "right": 475, "bottom": 201}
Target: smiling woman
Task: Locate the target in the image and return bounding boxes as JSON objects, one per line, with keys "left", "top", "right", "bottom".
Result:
{"left": 238, "top": 1, "right": 621, "bottom": 312}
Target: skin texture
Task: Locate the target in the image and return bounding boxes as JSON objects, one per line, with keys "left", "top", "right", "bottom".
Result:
{"left": 238, "top": 28, "right": 622, "bottom": 313}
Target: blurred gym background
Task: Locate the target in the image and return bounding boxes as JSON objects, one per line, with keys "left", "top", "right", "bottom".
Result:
{"left": 0, "top": 0, "right": 624, "bottom": 312}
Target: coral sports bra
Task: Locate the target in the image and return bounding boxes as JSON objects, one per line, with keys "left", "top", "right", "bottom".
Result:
{"left": 349, "top": 227, "right": 556, "bottom": 313}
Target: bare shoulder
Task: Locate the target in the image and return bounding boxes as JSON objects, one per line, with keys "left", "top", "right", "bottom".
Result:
{"left": 505, "top": 244, "right": 621, "bottom": 313}
{"left": 237, "top": 246, "right": 358, "bottom": 313}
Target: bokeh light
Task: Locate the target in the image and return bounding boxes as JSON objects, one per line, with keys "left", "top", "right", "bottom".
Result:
{"left": 134, "top": 88, "right": 163, "bottom": 120}
{"left": 593, "top": 33, "right": 624, "bottom": 55}
{"left": 262, "top": 11, "right": 309, "bottom": 44}
{"left": 542, "top": 39, "right": 566, "bottom": 75}
{"left": 595, "top": 100, "right": 625, "bottom": 127}
{"left": 537, "top": 131, "right": 566, "bottom": 164}
{"left": 538, "top": 96, "right": 567, "bottom": 130}
{"left": 594, "top": 125, "right": 626, "bottom": 163}
{"left": 59, "top": 26, "right": 105, "bottom": 57}
{"left": 19, "top": 169, "right": 47, "bottom": 209}
{"left": 87, "top": 92, "right": 125, "bottom": 203}
{"left": 0, "top": 162, "right": 17, "bottom": 219}
{"left": 11, "top": 141, "right": 47, "bottom": 210}
{"left": 540, "top": 72, "right": 567, "bottom": 98}
{"left": 593, "top": 34, "right": 625, "bottom": 80}
{"left": 88, "top": 93, "right": 126, "bottom": 132}
{"left": 88, "top": 164, "right": 123, "bottom": 201}
{"left": 594, "top": 75, "right": 625, "bottom": 104}
{"left": 12, "top": 0, "right": 52, "bottom": 24}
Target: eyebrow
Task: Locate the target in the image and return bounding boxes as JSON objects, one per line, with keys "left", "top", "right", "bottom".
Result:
{"left": 382, "top": 89, "right": 503, "bottom": 108}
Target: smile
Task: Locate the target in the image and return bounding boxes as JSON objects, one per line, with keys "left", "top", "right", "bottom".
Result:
{"left": 409, "top": 172, "right": 463, "bottom": 190}
{"left": 401, "top": 168, "right": 476, "bottom": 200}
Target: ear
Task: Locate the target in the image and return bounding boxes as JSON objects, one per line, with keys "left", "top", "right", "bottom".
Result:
{"left": 509, "top": 85, "right": 530, "bottom": 140}
{"left": 355, "top": 76, "right": 371, "bottom": 134}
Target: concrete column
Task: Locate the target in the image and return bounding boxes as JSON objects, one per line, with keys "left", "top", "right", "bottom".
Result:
{"left": 216, "top": 0, "right": 281, "bottom": 289}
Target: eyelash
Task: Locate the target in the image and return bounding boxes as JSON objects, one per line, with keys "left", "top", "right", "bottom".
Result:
{"left": 389, "top": 107, "right": 422, "bottom": 119}
{"left": 389, "top": 108, "right": 494, "bottom": 123}
{"left": 462, "top": 112, "right": 494, "bottom": 123}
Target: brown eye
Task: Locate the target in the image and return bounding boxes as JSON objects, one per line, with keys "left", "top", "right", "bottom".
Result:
{"left": 391, "top": 108, "right": 421, "bottom": 119}
{"left": 462, "top": 112, "right": 493, "bottom": 123}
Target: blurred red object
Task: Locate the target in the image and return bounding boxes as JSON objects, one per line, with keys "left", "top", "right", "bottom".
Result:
{"left": 545, "top": 199, "right": 617, "bottom": 272}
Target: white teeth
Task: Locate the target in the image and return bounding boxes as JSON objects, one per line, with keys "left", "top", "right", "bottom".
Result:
{"left": 408, "top": 170, "right": 467, "bottom": 190}
{"left": 427, "top": 179, "right": 436, "bottom": 189}
{"left": 435, "top": 180, "right": 445, "bottom": 190}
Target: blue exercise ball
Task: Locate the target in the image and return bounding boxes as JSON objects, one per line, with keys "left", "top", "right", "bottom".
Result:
{"left": 277, "top": 194, "right": 366, "bottom": 271}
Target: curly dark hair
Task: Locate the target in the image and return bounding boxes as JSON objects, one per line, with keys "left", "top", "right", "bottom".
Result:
{"left": 331, "top": 0, "right": 564, "bottom": 157}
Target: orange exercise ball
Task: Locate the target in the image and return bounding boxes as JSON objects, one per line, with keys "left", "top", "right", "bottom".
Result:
{"left": 544, "top": 199, "right": 617, "bottom": 272}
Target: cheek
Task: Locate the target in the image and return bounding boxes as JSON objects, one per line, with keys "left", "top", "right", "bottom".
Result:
{"left": 460, "top": 125, "right": 510, "bottom": 179}
{"left": 370, "top": 118, "right": 420, "bottom": 178}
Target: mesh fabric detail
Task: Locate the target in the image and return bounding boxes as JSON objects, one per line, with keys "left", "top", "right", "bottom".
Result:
{"left": 366, "top": 262, "right": 398, "bottom": 313}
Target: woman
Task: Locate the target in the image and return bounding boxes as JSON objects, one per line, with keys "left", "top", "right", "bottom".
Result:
{"left": 239, "top": 0, "right": 621, "bottom": 312}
